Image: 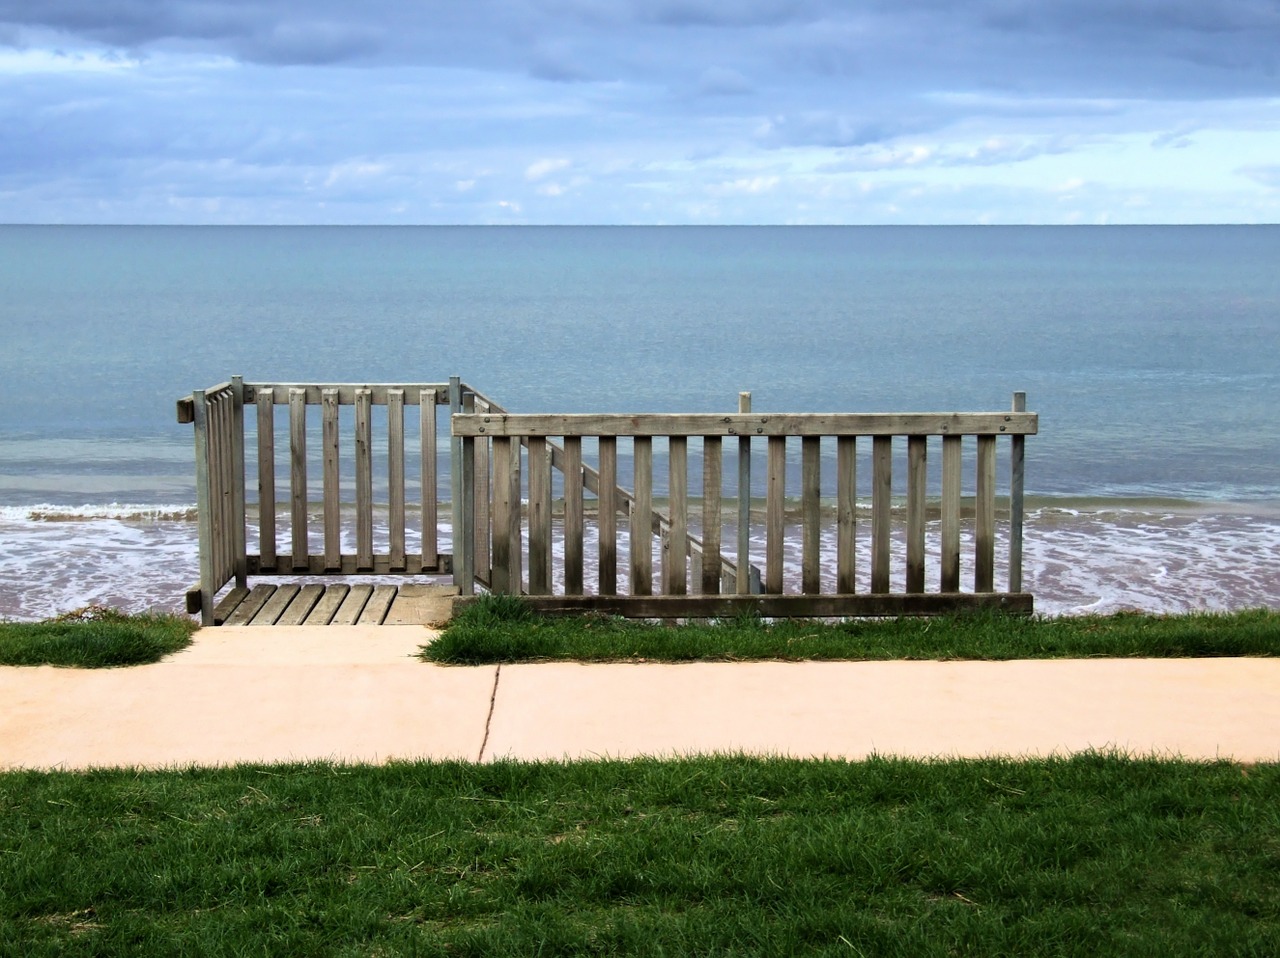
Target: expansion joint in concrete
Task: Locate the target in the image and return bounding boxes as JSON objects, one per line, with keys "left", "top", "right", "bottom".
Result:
{"left": 477, "top": 665, "right": 501, "bottom": 762}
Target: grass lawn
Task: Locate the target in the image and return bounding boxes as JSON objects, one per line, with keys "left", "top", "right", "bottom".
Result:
{"left": 0, "top": 607, "right": 196, "bottom": 668}
{"left": 2, "top": 755, "right": 1278, "bottom": 956}
{"left": 424, "top": 596, "right": 1280, "bottom": 665}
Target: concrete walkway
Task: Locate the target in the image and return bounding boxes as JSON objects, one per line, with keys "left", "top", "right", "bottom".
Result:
{"left": 3, "top": 626, "right": 1279, "bottom": 770}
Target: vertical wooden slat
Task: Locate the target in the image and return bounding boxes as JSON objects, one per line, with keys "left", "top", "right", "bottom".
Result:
{"left": 1009, "top": 391, "right": 1027, "bottom": 594}
{"left": 564, "top": 436, "right": 584, "bottom": 595}
{"left": 256, "top": 389, "right": 276, "bottom": 570}
{"left": 321, "top": 388, "right": 340, "bottom": 571}
{"left": 490, "top": 436, "right": 513, "bottom": 594}
{"left": 289, "top": 388, "right": 308, "bottom": 569}
{"left": 871, "top": 435, "right": 892, "bottom": 594}
{"left": 473, "top": 405, "right": 491, "bottom": 584}
{"left": 976, "top": 434, "right": 996, "bottom": 593}
{"left": 766, "top": 436, "right": 786, "bottom": 594}
{"left": 836, "top": 436, "right": 856, "bottom": 594}
{"left": 702, "top": 436, "right": 722, "bottom": 594}
{"left": 230, "top": 377, "right": 248, "bottom": 589}
{"left": 458, "top": 435, "right": 476, "bottom": 596}
{"left": 666, "top": 436, "right": 688, "bottom": 596}
{"left": 801, "top": 436, "right": 821, "bottom": 595}
{"left": 191, "top": 390, "right": 215, "bottom": 625}
{"left": 906, "top": 435, "right": 927, "bottom": 594}
{"left": 208, "top": 393, "right": 226, "bottom": 586}
{"left": 420, "top": 388, "right": 438, "bottom": 571}
{"left": 388, "top": 389, "right": 406, "bottom": 570}
{"left": 599, "top": 436, "right": 618, "bottom": 595}
{"left": 527, "top": 436, "right": 551, "bottom": 594}
{"left": 736, "top": 392, "right": 752, "bottom": 594}
{"left": 448, "top": 377, "right": 463, "bottom": 590}
{"left": 217, "top": 393, "right": 234, "bottom": 585}
{"left": 941, "top": 435, "right": 962, "bottom": 592}
{"left": 631, "top": 437, "right": 653, "bottom": 596}
{"left": 355, "top": 387, "right": 373, "bottom": 571}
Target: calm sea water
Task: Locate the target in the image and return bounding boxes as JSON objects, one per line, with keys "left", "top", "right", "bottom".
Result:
{"left": 2, "top": 225, "right": 1278, "bottom": 618}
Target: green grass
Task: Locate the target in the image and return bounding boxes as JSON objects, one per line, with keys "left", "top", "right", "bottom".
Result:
{"left": 423, "top": 596, "right": 1280, "bottom": 665}
{"left": 2, "top": 755, "right": 1278, "bottom": 956}
{"left": 0, "top": 607, "right": 196, "bottom": 668}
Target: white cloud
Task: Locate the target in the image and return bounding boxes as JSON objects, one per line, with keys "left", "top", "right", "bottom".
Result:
{"left": 525, "top": 158, "right": 571, "bottom": 181}
{"left": 0, "top": 47, "right": 138, "bottom": 74}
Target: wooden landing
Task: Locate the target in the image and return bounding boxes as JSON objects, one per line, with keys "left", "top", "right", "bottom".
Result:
{"left": 211, "top": 583, "right": 459, "bottom": 627}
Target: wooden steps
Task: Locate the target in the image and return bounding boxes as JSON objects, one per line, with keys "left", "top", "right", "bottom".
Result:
{"left": 211, "top": 584, "right": 458, "bottom": 627}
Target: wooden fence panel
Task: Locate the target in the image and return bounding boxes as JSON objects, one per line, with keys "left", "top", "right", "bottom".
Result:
{"left": 322, "top": 388, "right": 340, "bottom": 571}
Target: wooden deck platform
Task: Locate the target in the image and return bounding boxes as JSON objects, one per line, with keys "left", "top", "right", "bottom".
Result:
{"left": 211, "top": 583, "right": 458, "bottom": 627}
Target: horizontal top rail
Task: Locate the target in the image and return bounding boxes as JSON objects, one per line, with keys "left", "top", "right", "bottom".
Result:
{"left": 453, "top": 412, "right": 1039, "bottom": 438}
{"left": 177, "top": 382, "right": 454, "bottom": 423}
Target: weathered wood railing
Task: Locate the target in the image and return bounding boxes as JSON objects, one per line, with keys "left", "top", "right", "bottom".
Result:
{"left": 452, "top": 394, "right": 1037, "bottom": 617}
{"left": 178, "top": 377, "right": 749, "bottom": 624}
{"left": 178, "top": 377, "right": 463, "bottom": 623}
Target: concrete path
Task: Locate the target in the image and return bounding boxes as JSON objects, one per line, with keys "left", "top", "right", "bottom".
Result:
{"left": 3, "top": 626, "right": 1279, "bottom": 770}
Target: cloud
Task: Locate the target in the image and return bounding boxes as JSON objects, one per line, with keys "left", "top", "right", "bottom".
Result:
{"left": 526, "top": 158, "right": 572, "bottom": 180}
{"left": 697, "top": 66, "right": 753, "bottom": 96}
{"left": 1238, "top": 165, "right": 1280, "bottom": 188}
{"left": 3, "top": 0, "right": 1280, "bottom": 224}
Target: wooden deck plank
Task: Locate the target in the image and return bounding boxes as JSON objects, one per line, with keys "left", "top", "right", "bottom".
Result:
{"left": 304, "top": 584, "right": 350, "bottom": 625}
{"left": 250, "top": 583, "right": 300, "bottom": 626}
{"left": 211, "top": 586, "right": 250, "bottom": 626}
{"left": 275, "top": 583, "right": 325, "bottom": 626}
{"left": 223, "top": 584, "right": 276, "bottom": 626}
{"left": 331, "top": 584, "right": 374, "bottom": 625}
{"left": 358, "top": 584, "right": 397, "bottom": 624}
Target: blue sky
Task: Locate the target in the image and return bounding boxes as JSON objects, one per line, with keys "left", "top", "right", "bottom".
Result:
{"left": 2, "top": 0, "right": 1279, "bottom": 224}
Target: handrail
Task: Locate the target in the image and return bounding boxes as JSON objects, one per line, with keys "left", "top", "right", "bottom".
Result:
{"left": 464, "top": 387, "right": 754, "bottom": 595}
{"left": 453, "top": 392, "right": 1037, "bottom": 617}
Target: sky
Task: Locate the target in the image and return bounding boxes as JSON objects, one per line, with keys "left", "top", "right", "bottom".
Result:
{"left": 2, "top": 0, "right": 1279, "bottom": 225}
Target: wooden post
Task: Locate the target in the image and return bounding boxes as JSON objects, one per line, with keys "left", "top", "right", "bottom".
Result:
{"left": 941, "top": 435, "right": 962, "bottom": 592}
{"left": 230, "top": 376, "right": 248, "bottom": 589}
{"left": 766, "top": 436, "right": 785, "bottom": 594}
{"left": 667, "top": 436, "right": 688, "bottom": 595}
{"left": 256, "top": 389, "right": 276, "bottom": 570}
{"left": 631, "top": 437, "right": 653, "bottom": 596}
{"left": 321, "top": 388, "right": 341, "bottom": 571}
{"left": 736, "top": 392, "right": 752, "bottom": 594}
{"left": 702, "top": 436, "right": 722, "bottom": 594}
{"left": 458, "top": 434, "right": 475, "bottom": 595}
{"left": 355, "top": 388, "right": 373, "bottom": 571}
{"left": 528, "top": 436, "right": 551, "bottom": 594}
{"left": 871, "top": 436, "right": 892, "bottom": 594}
{"left": 490, "top": 436, "right": 513, "bottom": 594}
{"left": 836, "top": 436, "right": 856, "bottom": 594}
{"left": 388, "top": 388, "right": 406, "bottom": 571}
{"left": 191, "top": 390, "right": 215, "bottom": 625}
{"left": 1009, "top": 391, "right": 1027, "bottom": 594}
{"left": 975, "top": 434, "right": 996, "bottom": 593}
{"left": 801, "top": 436, "right": 820, "bottom": 595}
{"left": 599, "top": 436, "right": 618, "bottom": 595}
{"left": 564, "top": 436, "right": 584, "bottom": 595}
{"left": 420, "top": 388, "right": 438, "bottom": 571}
{"left": 906, "top": 435, "right": 927, "bottom": 594}
{"left": 449, "top": 376, "right": 463, "bottom": 590}
{"left": 469, "top": 393, "right": 490, "bottom": 584}
{"left": 289, "top": 388, "right": 308, "bottom": 570}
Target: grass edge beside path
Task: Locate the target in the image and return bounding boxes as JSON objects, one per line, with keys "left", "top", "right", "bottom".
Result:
{"left": 423, "top": 596, "right": 1280, "bottom": 665}
{"left": 3, "top": 754, "right": 1278, "bottom": 957}
{"left": 0, "top": 606, "right": 196, "bottom": 668}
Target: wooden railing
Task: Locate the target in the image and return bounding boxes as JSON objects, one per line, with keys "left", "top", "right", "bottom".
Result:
{"left": 179, "top": 377, "right": 461, "bottom": 623}
{"left": 177, "top": 377, "right": 750, "bottom": 624}
{"left": 452, "top": 394, "right": 1036, "bottom": 617}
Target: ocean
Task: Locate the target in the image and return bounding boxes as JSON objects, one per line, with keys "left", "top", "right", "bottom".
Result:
{"left": 1, "top": 225, "right": 1278, "bottom": 620}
